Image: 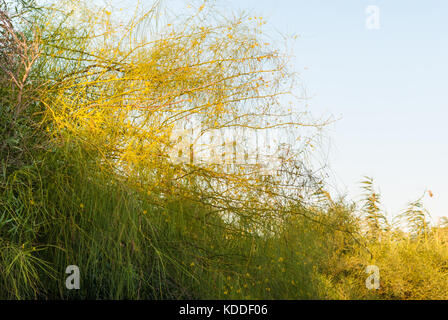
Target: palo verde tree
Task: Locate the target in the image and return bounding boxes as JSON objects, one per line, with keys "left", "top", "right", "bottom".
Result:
{"left": 36, "top": 0, "right": 328, "bottom": 230}
{"left": 0, "top": 0, "right": 335, "bottom": 299}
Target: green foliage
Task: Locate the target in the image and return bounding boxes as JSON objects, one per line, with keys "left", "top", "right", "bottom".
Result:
{"left": 399, "top": 196, "right": 431, "bottom": 239}
{"left": 360, "top": 177, "right": 389, "bottom": 238}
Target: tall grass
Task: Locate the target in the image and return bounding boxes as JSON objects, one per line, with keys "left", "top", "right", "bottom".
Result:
{"left": 1, "top": 137, "right": 343, "bottom": 299}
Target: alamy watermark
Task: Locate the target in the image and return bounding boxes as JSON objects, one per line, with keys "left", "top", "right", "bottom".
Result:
{"left": 65, "top": 265, "right": 80, "bottom": 290}
{"left": 366, "top": 5, "right": 380, "bottom": 30}
{"left": 365, "top": 265, "right": 380, "bottom": 290}
{"left": 167, "top": 122, "right": 288, "bottom": 176}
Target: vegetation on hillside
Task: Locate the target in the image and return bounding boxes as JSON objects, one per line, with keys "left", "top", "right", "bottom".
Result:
{"left": 0, "top": 0, "right": 446, "bottom": 299}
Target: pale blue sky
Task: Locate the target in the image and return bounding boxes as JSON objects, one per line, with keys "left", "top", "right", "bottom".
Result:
{"left": 222, "top": 0, "right": 448, "bottom": 219}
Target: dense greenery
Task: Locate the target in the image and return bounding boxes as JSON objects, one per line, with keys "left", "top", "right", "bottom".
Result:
{"left": 1, "top": 0, "right": 447, "bottom": 300}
